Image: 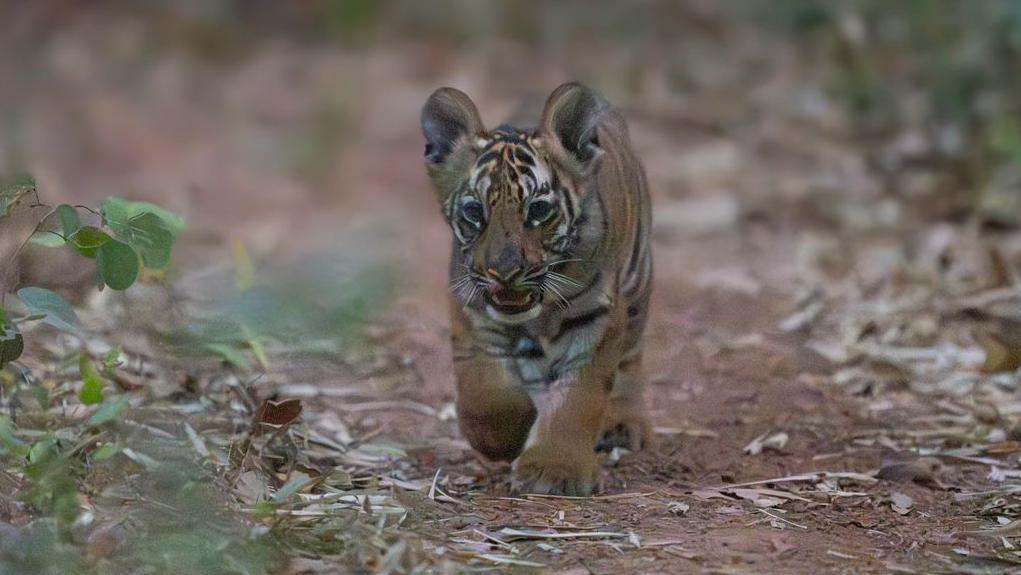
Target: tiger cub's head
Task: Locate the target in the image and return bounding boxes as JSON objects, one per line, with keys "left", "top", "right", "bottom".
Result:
{"left": 421, "top": 83, "right": 607, "bottom": 324}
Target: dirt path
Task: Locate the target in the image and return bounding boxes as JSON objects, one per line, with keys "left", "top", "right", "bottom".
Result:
{"left": 297, "top": 206, "right": 1009, "bottom": 574}
{"left": 5, "top": 8, "right": 1021, "bottom": 573}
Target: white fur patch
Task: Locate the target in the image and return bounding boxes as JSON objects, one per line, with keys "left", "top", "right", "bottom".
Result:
{"left": 485, "top": 304, "right": 542, "bottom": 324}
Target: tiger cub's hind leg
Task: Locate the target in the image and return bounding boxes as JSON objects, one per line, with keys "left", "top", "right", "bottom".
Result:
{"left": 596, "top": 350, "right": 652, "bottom": 453}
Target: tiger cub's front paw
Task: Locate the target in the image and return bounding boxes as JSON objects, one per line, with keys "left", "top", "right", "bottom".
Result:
{"left": 512, "top": 447, "right": 598, "bottom": 496}
{"left": 596, "top": 403, "right": 652, "bottom": 453}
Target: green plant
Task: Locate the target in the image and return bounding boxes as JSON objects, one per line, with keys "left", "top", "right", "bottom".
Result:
{"left": 0, "top": 175, "right": 183, "bottom": 370}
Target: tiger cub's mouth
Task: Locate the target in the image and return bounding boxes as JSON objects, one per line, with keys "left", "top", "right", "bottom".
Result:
{"left": 484, "top": 289, "right": 542, "bottom": 324}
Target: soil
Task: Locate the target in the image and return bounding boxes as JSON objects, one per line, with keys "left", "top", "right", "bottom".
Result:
{"left": 329, "top": 198, "right": 1006, "bottom": 574}
{"left": 3, "top": 5, "right": 1021, "bottom": 573}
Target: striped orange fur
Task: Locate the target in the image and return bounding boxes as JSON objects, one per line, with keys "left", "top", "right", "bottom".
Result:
{"left": 421, "top": 83, "right": 653, "bottom": 495}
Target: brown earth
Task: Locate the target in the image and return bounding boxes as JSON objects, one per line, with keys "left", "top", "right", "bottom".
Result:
{"left": 3, "top": 4, "right": 1021, "bottom": 574}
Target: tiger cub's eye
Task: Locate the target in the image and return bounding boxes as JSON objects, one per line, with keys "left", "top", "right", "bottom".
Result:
{"left": 460, "top": 200, "right": 485, "bottom": 228}
{"left": 525, "top": 200, "right": 555, "bottom": 227}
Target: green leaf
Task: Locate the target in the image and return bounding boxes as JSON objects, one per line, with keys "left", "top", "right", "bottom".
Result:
{"left": 92, "top": 443, "right": 123, "bottom": 461}
{"left": 0, "top": 416, "right": 26, "bottom": 456}
{"left": 67, "top": 226, "right": 111, "bottom": 251}
{"left": 102, "top": 197, "right": 185, "bottom": 239}
{"left": 233, "top": 239, "right": 256, "bottom": 290}
{"left": 78, "top": 355, "right": 105, "bottom": 405}
{"left": 253, "top": 501, "right": 277, "bottom": 519}
{"left": 97, "top": 239, "right": 139, "bottom": 290}
{"left": 29, "top": 231, "right": 67, "bottom": 247}
{"left": 0, "top": 173, "right": 36, "bottom": 218}
{"left": 128, "top": 212, "right": 174, "bottom": 269}
{"left": 203, "top": 343, "right": 252, "bottom": 369}
{"left": 271, "top": 474, "right": 313, "bottom": 503}
{"left": 0, "top": 322, "right": 24, "bottom": 369}
{"left": 57, "top": 204, "right": 81, "bottom": 237}
{"left": 88, "top": 396, "right": 129, "bottom": 427}
{"left": 102, "top": 197, "right": 179, "bottom": 270}
{"left": 128, "top": 201, "right": 185, "bottom": 236}
{"left": 102, "top": 197, "right": 131, "bottom": 238}
{"left": 358, "top": 443, "right": 408, "bottom": 458}
{"left": 28, "top": 437, "right": 58, "bottom": 464}
{"left": 17, "top": 287, "right": 81, "bottom": 334}
{"left": 103, "top": 347, "right": 122, "bottom": 370}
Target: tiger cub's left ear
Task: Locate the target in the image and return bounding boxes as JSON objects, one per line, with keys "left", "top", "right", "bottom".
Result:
{"left": 421, "top": 87, "right": 484, "bottom": 166}
{"left": 541, "top": 82, "right": 607, "bottom": 176}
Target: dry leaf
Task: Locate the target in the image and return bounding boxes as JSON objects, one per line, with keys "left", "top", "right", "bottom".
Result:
{"left": 729, "top": 488, "right": 811, "bottom": 504}
{"left": 876, "top": 457, "right": 942, "bottom": 484}
{"left": 496, "top": 528, "right": 628, "bottom": 542}
{"left": 690, "top": 489, "right": 733, "bottom": 502}
{"left": 890, "top": 492, "right": 913, "bottom": 515}
{"left": 256, "top": 398, "right": 303, "bottom": 429}
{"left": 864, "top": 359, "right": 913, "bottom": 386}
{"left": 966, "top": 520, "right": 1021, "bottom": 538}
{"left": 976, "top": 331, "right": 1021, "bottom": 373}
{"left": 744, "top": 431, "right": 789, "bottom": 455}
{"left": 752, "top": 496, "right": 786, "bottom": 508}
{"left": 985, "top": 441, "right": 1021, "bottom": 455}
{"left": 667, "top": 502, "right": 690, "bottom": 515}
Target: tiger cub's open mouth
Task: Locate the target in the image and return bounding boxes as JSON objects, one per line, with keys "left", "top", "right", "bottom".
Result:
{"left": 485, "top": 289, "right": 542, "bottom": 324}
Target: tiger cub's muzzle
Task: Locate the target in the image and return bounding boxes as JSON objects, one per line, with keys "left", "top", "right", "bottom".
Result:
{"left": 478, "top": 267, "right": 544, "bottom": 323}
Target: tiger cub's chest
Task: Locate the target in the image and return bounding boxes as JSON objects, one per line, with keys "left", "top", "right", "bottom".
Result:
{"left": 468, "top": 274, "right": 612, "bottom": 388}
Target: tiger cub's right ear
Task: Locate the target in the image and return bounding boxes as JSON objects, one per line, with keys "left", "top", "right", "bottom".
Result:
{"left": 421, "top": 87, "right": 484, "bottom": 166}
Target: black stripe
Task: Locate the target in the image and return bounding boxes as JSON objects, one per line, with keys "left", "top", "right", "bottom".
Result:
{"left": 477, "top": 150, "right": 501, "bottom": 166}
{"left": 596, "top": 188, "right": 609, "bottom": 241}
{"left": 623, "top": 253, "right": 650, "bottom": 298}
{"left": 523, "top": 169, "right": 537, "bottom": 191}
{"left": 561, "top": 185, "right": 575, "bottom": 221}
{"left": 552, "top": 306, "right": 609, "bottom": 341}
{"left": 513, "top": 147, "right": 536, "bottom": 166}
{"left": 626, "top": 229, "right": 644, "bottom": 277}
{"left": 474, "top": 166, "right": 491, "bottom": 187}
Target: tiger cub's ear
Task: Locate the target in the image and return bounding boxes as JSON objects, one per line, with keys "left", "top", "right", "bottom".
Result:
{"left": 421, "top": 87, "right": 484, "bottom": 166}
{"left": 540, "top": 82, "right": 606, "bottom": 176}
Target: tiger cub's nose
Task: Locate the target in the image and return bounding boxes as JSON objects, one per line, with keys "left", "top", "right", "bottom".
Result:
{"left": 484, "top": 266, "right": 529, "bottom": 294}
{"left": 484, "top": 268, "right": 509, "bottom": 294}
{"left": 488, "top": 244, "right": 523, "bottom": 281}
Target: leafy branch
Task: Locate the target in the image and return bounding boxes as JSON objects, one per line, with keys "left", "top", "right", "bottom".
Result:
{"left": 0, "top": 175, "right": 183, "bottom": 370}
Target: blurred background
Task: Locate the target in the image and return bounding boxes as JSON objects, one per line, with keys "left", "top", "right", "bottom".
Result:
{"left": 3, "top": 1, "right": 1021, "bottom": 572}
{"left": 3, "top": 0, "right": 1020, "bottom": 280}
{"left": 5, "top": 0, "right": 1021, "bottom": 369}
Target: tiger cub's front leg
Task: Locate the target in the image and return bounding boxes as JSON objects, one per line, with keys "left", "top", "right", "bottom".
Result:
{"left": 511, "top": 320, "right": 623, "bottom": 496}
{"left": 597, "top": 352, "right": 652, "bottom": 453}
{"left": 451, "top": 301, "right": 537, "bottom": 461}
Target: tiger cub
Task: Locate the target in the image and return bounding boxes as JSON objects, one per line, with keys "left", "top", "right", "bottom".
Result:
{"left": 421, "top": 83, "right": 653, "bottom": 495}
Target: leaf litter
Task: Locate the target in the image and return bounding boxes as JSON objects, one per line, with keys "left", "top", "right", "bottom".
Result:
{"left": 6, "top": 4, "right": 1021, "bottom": 573}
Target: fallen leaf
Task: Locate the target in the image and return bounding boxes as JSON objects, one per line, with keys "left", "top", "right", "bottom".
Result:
{"left": 976, "top": 331, "right": 1021, "bottom": 373}
{"left": 667, "top": 502, "right": 690, "bottom": 515}
{"left": 496, "top": 528, "right": 628, "bottom": 542}
{"left": 966, "top": 520, "right": 1021, "bottom": 538}
{"left": 729, "top": 488, "right": 811, "bottom": 504}
{"left": 876, "top": 457, "right": 942, "bottom": 483}
{"left": 272, "top": 472, "right": 313, "bottom": 503}
{"left": 744, "top": 431, "right": 789, "bottom": 455}
{"left": 890, "top": 492, "right": 913, "bottom": 515}
{"left": 984, "top": 441, "right": 1021, "bottom": 455}
{"left": 235, "top": 470, "right": 270, "bottom": 505}
{"left": 256, "top": 398, "right": 303, "bottom": 429}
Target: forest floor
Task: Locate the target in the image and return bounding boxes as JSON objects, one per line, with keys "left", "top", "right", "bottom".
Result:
{"left": 3, "top": 7, "right": 1021, "bottom": 574}
{"left": 258, "top": 199, "right": 1021, "bottom": 574}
